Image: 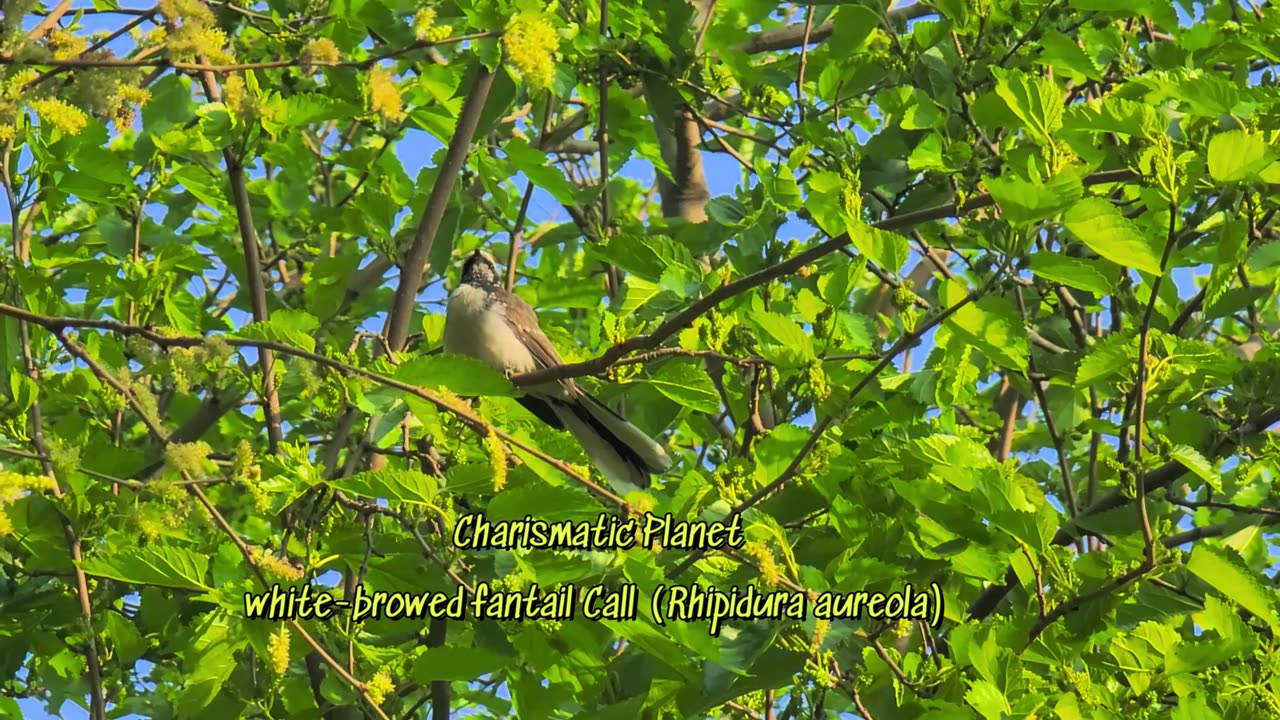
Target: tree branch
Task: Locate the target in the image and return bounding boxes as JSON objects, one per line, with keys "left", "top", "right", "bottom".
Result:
{"left": 512, "top": 169, "right": 1138, "bottom": 389}
{"left": 736, "top": 1, "right": 933, "bottom": 54}
{"left": 384, "top": 65, "right": 497, "bottom": 352}
{"left": 0, "top": 303, "right": 635, "bottom": 511}
{"left": 197, "top": 69, "right": 284, "bottom": 452}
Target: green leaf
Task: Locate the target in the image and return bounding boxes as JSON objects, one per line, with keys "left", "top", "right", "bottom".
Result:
{"left": 939, "top": 279, "right": 1028, "bottom": 372}
{"left": 488, "top": 484, "right": 603, "bottom": 523}
{"left": 103, "top": 611, "right": 146, "bottom": 666}
{"left": 1062, "top": 96, "right": 1162, "bottom": 137}
{"left": 178, "top": 611, "right": 243, "bottom": 716}
{"left": 1075, "top": 329, "right": 1136, "bottom": 387}
{"left": 504, "top": 136, "right": 577, "bottom": 204}
{"left": 644, "top": 360, "right": 721, "bottom": 414}
{"left": 592, "top": 232, "right": 701, "bottom": 284}
{"left": 847, "top": 223, "right": 910, "bottom": 275}
{"left": 9, "top": 368, "right": 36, "bottom": 412}
{"left": 1207, "top": 131, "right": 1274, "bottom": 183}
{"left": 413, "top": 646, "right": 509, "bottom": 682}
{"left": 441, "top": 463, "right": 493, "bottom": 494}
{"left": 706, "top": 196, "right": 750, "bottom": 227}
{"left": 966, "top": 678, "right": 1011, "bottom": 720}
{"left": 1169, "top": 445, "right": 1221, "bottom": 492}
{"left": 80, "top": 545, "right": 212, "bottom": 591}
{"left": 235, "top": 310, "right": 320, "bottom": 353}
{"left": 985, "top": 171, "right": 1083, "bottom": 226}
{"left": 395, "top": 354, "right": 514, "bottom": 397}
{"left": 171, "top": 164, "right": 227, "bottom": 210}
{"left": 1061, "top": 198, "right": 1163, "bottom": 275}
{"left": 1034, "top": 30, "right": 1103, "bottom": 81}
{"left": 990, "top": 67, "right": 1064, "bottom": 143}
{"left": 756, "top": 159, "right": 803, "bottom": 211}
{"left": 749, "top": 309, "right": 817, "bottom": 367}
{"left": 1187, "top": 545, "right": 1280, "bottom": 631}
{"left": 1174, "top": 73, "right": 1241, "bottom": 118}
{"left": 805, "top": 170, "right": 849, "bottom": 237}
{"left": 331, "top": 468, "right": 439, "bottom": 505}
{"left": 1205, "top": 219, "right": 1248, "bottom": 308}
{"left": 1030, "top": 253, "right": 1119, "bottom": 296}
{"left": 281, "top": 93, "right": 359, "bottom": 127}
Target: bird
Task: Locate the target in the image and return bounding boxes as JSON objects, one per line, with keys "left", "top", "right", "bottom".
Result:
{"left": 443, "top": 249, "right": 672, "bottom": 492}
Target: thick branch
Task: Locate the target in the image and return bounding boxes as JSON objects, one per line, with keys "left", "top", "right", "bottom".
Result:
{"left": 384, "top": 66, "right": 497, "bottom": 351}
{"left": 198, "top": 70, "right": 283, "bottom": 451}
{"left": 737, "top": 1, "right": 933, "bottom": 54}
{"left": 512, "top": 169, "right": 1138, "bottom": 388}
{"left": 0, "top": 304, "right": 634, "bottom": 510}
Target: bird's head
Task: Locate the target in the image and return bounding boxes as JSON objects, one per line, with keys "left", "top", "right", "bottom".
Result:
{"left": 460, "top": 248, "right": 501, "bottom": 290}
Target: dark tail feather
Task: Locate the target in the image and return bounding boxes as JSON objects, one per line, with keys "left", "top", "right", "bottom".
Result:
{"left": 549, "top": 394, "right": 671, "bottom": 490}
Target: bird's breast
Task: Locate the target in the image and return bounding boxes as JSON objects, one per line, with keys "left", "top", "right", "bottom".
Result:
{"left": 444, "top": 285, "right": 540, "bottom": 376}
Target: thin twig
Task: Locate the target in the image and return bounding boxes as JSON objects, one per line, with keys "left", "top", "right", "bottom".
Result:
{"left": 1015, "top": 286, "right": 1078, "bottom": 516}
{"left": 1021, "top": 544, "right": 1048, "bottom": 619}
{"left": 1133, "top": 202, "right": 1182, "bottom": 565}
{"left": 3, "top": 149, "right": 107, "bottom": 720}
{"left": 505, "top": 180, "right": 536, "bottom": 291}
{"left": 26, "top": 0, "right": 74, "bottom": 41}
{"left": 796, "top": 0, "right": 815, "bottom": 124}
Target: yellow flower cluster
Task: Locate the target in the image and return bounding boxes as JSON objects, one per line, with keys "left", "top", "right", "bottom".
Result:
{"left": 809, "top": 617, "right": 830, "bottom": 654}
{"left": 267, "top": 626, "right": 290, "bottom": 675}
{"left": 367, "top": 65, "right": 405, "bottom": 122}
{"left": 413, "top": 7, "right": 452, "bottom": 43}
{"left": 433, "top": 388, "right": 469, "bottom": 414}
{"left": 0, "top": 471, "right": 56, "bottom": 536}
{"left": 28, "top": 97, "right": 88, "bottom": 135}
{"left": 484, "top": 427, "right": 507, "bottom": 491}
{"left": 114, "top": 366, "right": 161, "bottom": 426}
{"left": 158, "top": 0, "right": 215, "bottom": 24}
{"left": 108, "top": 84, "right": 151, "bottom": 132}
{"left": 232, "top": 440, "right": 254, "bottom": 477}
{"left": 160, "top": 0, "right": 234, "bottom": 64}
{"left": 221, "top": 74, "right": 250, "bottom": 117}
{"left": 137, "top": 515, "right": 163, "bottom": 542}
{"left": 626, "top": 492, "right": 655, "bottom": 515}
{"left": 413, "top": 8, "right": 436, "bottom": 39}
{"left": 244, "top": 467, "right": 269, "bottom": 512}
{"left": 250, "top": 547, "right": 305, "bottom": 581}
{"left": 742, "top": 540, "right": 781, "bottom": 586}
{"left": 504, "top": 13, "right": 559, "bottom": 90}
{"left": 840, "top": 165, "right": 862, "bottom": 218}
{"left": 301, "top": 37, "right": 339, "bottom": 74}
{"left": 365, "top": 668, "right": 395, "bottom": 706}
{"left": 47, "top": 29, "right": 87, "bottom": 60}
{"left": 805, "top": 363, "right": 830, "bottom": 403}
{"left": 169, "top": 25, "right": 233, "bottom": 64}
{"left": 134, "top": 26, "right": 168, "bottom": 47}
{"left": 163, "top": 440, "right": 214, "bottom": 477}
{"left": 0, "top": 70, "right": 35, "bottom": 141}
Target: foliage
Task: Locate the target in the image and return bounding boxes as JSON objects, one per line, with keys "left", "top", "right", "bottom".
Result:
{"left": 1, "top": 0, "right": 1280, "bottom": 718}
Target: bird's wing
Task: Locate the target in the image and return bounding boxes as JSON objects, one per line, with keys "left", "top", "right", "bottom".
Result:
{"left": 497, "top": 290, "right": 583, "bottom": 398}
{"left": 498, "top": 290, "right": 566, "bottom": 369}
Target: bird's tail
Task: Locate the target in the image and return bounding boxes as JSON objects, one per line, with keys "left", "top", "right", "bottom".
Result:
{"left": 551, "top": 393, "right": 671, "bottom": 492}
